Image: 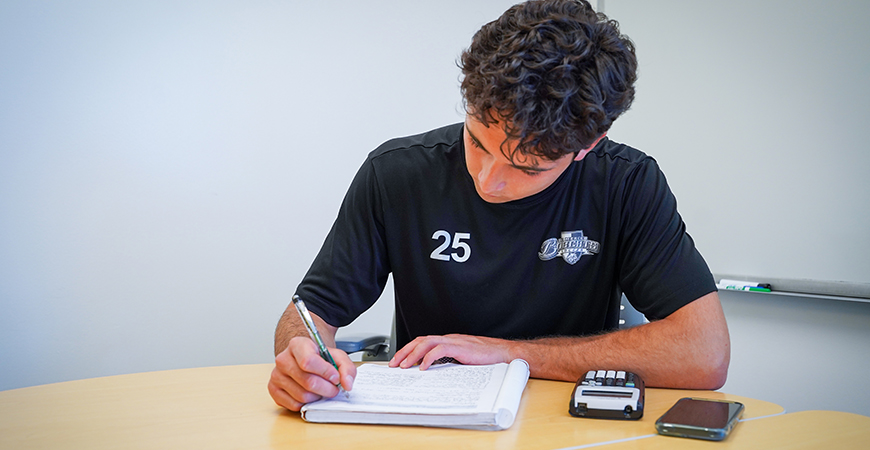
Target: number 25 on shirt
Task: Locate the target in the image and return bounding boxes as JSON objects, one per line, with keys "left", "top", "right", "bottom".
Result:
{"left": 430, "top": 230, "right": 471, "bottom": 263}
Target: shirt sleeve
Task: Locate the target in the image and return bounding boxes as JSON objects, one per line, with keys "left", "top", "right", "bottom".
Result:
{"left": 616, "top": 158, "right": 716, "bottom": 320}
{"left": 294, "top": 154, "right": 391, "bottom": 328}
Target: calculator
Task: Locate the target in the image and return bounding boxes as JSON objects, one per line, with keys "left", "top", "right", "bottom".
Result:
{"left": 568, "top": 370, "right": 644, "bottom": 420}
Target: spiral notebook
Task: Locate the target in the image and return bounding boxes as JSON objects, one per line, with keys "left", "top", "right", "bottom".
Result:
{"left": 300, "top": 359, "right": 530, "bottom": 431}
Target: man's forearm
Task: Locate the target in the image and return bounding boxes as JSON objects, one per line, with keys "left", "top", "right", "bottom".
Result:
{"left": 274, "top": 304, "right": 338, "bottom": 356}
{"left": 506, "top": 292, "right": 730, "bottom": 389}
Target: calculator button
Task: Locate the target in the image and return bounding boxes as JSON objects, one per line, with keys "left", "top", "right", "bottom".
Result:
{"left": 605, "top": 370, "right": 616, "bottom": 386}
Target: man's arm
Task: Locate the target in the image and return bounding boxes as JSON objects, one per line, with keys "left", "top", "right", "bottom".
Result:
{"left": 390, "top": 291, "right": 730, "bottom": 389}
{"left": 273, "top": 304, "right": 338, "bottom": 355}
{"left": 268, "top": 304, "right": 356, "bottom": 411}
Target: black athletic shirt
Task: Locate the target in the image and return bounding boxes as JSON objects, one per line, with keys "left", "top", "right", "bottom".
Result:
{"left": 296, "top": 123, "right": 716, "bottom": 348}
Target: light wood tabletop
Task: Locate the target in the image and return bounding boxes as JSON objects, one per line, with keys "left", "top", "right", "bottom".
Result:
{"left": 0, "top": 363, "right": 789, "bottom": 450}
{"left": 593, "top": 410, "right": 870, "bottom": 449}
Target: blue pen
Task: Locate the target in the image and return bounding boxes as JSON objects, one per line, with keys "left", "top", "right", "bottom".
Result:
{"left": 292, "top": 295, "right": 349, "bottom": 398}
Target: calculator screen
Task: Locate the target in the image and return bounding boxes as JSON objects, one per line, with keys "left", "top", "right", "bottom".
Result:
{"left": 580, "top": 389, "right": 633, "bottom": 398}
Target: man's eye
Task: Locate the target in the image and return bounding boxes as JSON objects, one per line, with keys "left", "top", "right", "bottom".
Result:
{"left": 522, "top": 169, "right": 542, "bottom": 177}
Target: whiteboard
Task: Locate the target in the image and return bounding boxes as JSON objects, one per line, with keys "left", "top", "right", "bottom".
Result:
{"left": 605, "top": 0, "right": 870, "bottom": 287}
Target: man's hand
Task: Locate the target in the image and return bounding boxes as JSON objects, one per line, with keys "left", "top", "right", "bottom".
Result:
{"left": 389, "top": 334, "right": 514, "bottom": 370}
{"left": 268, "top": 336, "right": 356, "bottom": 411}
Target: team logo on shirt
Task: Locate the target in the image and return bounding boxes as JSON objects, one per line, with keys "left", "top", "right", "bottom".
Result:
{"left": 538, "top": 230, "right": 600, "bottom": 265}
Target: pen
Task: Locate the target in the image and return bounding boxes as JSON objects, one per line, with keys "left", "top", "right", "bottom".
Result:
{"left": 292, "top": 294, "right": 349, "bottom": 398}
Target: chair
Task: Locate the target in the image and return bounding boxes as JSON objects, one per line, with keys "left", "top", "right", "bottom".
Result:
{"left": 335, "top": 294, "right": 647, "bottom": 361}
{"left": 618, "top": 294, "right": 648, "bottom": 329}
{"left": 335, "top": 313, "right": 395, "bottom": 361}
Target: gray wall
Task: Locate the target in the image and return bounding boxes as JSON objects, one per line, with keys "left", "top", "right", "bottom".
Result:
{"left": 605, "top": 0, "right": 870, "bottom": 286}
{"left": 719, "top": 290, "right": 870, "bottom": 416}
{"left": 2, "top": 0, "right": 868, "bottom": 417}
{"left": 0, "top": 0, "right": 518, "bottom": 390}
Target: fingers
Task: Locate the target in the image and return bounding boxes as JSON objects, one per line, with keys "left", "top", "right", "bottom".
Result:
{"left": 417, "top": 344, "right": 453, "bottom": 370}
{"left": 268, "top": 366, "right": 319, "bottom": 411}
{"left": 268, "top": 337, "right": 354, "bottom": 410}
{"left": 328, "top": 347, "right": 357, "bottom": 392}
{"left": 389, "top": 335, "right": 436, "bottom": 369}
{"left": 389, "top": 334, "right": 512, "bottom": 370}
{"left": 393, "top": 340, "right": 437, "bottom": 370}
{"left": 389, "top": 335, "right": 460, "bottom": 370}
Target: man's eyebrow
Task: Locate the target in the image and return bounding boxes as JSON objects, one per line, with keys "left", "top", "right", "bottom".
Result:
{"left": 467, "top": 127, "right": 553, "bottom": 173}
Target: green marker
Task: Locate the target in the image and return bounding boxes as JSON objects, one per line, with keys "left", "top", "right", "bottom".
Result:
{"left": 724, "top": 285, "right": 771, "bottom": 292}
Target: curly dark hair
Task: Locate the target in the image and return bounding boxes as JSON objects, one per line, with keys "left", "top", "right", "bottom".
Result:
{"left": 460, "top": 0, "right": 637, "bottom": 161}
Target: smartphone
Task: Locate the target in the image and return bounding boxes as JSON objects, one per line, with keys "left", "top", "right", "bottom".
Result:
{"left": 655, "top": 397, "right": 744, "bottom": 441}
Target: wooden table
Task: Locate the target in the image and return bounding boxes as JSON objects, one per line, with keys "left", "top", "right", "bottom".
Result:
{"left": 591, "top": 409, "right": 870, "bottom": 449}
{"left": 0, "top": 363, "right": 857, "bottom": 449}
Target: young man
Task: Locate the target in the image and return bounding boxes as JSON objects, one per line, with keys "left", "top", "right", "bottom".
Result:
{"left": 268, "top": 0, "right": 729, "bottom": 412}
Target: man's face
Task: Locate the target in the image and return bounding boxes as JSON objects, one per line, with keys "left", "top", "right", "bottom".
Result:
{"left": 463, "top": 115, "right": 575, "bottom": 204}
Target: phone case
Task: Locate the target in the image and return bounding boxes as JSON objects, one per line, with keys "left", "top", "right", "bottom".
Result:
{"left": 655, "top": 397, "right": 744, "bottom": 441}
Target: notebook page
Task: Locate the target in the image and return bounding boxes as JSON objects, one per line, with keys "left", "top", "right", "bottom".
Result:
{"left": 303, "top": 362, "right": 508, "bottom": 414}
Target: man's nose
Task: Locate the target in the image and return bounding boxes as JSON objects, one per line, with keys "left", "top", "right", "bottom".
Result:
{"left": 478, "top": 162, "right": 506, "bottom": 193}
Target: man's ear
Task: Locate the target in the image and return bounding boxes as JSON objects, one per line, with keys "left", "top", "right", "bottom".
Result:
{"left": 574, "top": 134, "right": 607, "bottom": 161}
